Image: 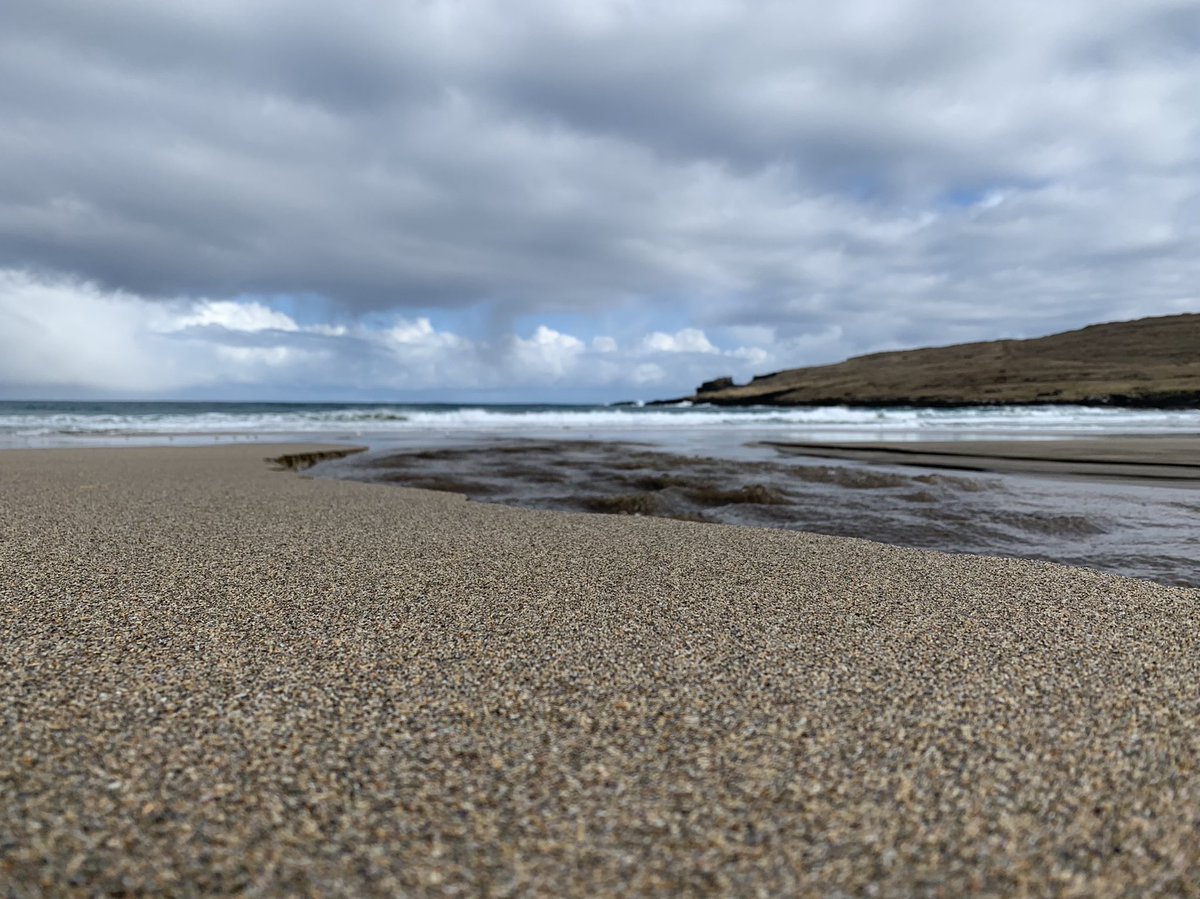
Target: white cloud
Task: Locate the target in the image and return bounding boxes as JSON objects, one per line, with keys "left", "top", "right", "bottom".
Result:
{"left": 509, "top": 325, "right": 585, "bottom": 380}
{"left": 642, "top": 328, "right": 718, "bottom": 354}
{"left": 386, "top": 317, "right": 465, "bottom": 349}
{"left": 0, "top": 271, "right": 191, "bottom": 393}
{"left": 0, "top": 272, "right": 783, "bottom": 398}
{"left": 170, "top": 300, "right": 299, "bottom": 333}
{"left": 309, "top": 324, "right": 348, "bottom": 337}
{"left": 375, "top": 317, "right": 480, "bottom": 387}
{"left": 215, "top": 346, "right": 300, "bottom": 367}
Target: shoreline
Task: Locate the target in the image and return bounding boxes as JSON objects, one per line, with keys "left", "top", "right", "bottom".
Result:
{"left": 3, "top": 443, "right": 1200, "bottom": 893}
{"left": 15, "top": 431, "right": 1200, "bottom": 476}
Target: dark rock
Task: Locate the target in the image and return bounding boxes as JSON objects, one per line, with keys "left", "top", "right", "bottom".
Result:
{"left": 697, "top": 376, "right": 736, "bottom": 394}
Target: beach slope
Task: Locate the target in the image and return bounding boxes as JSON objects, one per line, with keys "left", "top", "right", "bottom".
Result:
{"left": 2, "top": 445, "right": 1198, "bottom": 895}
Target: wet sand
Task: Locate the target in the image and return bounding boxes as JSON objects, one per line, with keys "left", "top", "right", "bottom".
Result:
{"left": 3, "top": 444, "right": 1200, "bottom": 895}
{"left": 333, "top": 440, "right": 1200, "bottom": 587}
{"left": 760, "top": 436, "right": 1200, "bottom": 483}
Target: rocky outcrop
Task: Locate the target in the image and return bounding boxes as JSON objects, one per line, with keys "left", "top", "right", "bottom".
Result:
{"left": 696, "top": 376, "right": 736, "bottom": 394}
{"left": 665, "top": 314, "right": 1200, "bottom": 408}
{"left": 267, "top": 447, "right": 366, "bottom": 471}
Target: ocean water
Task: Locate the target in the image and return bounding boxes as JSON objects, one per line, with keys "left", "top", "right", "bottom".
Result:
{"left": 3, "top": 399, "right": 1200, "bottom": 448}
{"left": 2, "top": 400, "right": 1198, "bottom": 586}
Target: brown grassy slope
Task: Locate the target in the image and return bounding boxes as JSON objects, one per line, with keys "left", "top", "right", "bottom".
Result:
{"left": 687, "top": 314, "right": 1200, "bottom": 407}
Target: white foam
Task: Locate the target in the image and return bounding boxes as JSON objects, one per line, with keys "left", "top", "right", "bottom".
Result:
{"left": 2, "top": 402, "right": 1198, "bottom": 446}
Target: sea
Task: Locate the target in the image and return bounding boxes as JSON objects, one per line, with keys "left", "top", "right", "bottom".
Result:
{"left": 3, "top": 400, "right": 1198, "bottom": 587}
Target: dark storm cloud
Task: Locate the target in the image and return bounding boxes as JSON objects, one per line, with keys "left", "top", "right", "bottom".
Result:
{"left": 0, "top": 0, "right": 682, "bottom": 310}
{"left": 1, "top": 0, "right": 1197, "bottom": 361}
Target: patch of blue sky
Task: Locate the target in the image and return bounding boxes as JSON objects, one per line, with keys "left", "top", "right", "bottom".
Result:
{"left": 227, "top": 293, "right": 338, "bottom": 328}
{"left": 344, "top": 304, "right": 491, "bottom": 341}
{"left": 939, "top": 187, "right": 995, "bottom": 208}
{"left": 509, "top": 310, "right": 597, "bottom": 339}
{"left": 616, "top": 304, "right": 718, "bottom": 342}
{"left": 933, "top": 180, "right": 1042, "bottom": 213}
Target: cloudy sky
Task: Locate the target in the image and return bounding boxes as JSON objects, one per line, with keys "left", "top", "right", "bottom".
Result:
{"left": 1, "top": 0, "right": 1197, "bottom": 401}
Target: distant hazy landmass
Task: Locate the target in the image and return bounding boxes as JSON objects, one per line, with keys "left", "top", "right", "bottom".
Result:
{"left": 666, "top": 314, "right": 1200, "bottom": 408}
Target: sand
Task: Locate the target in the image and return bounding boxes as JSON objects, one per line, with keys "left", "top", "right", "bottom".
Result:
{"left": 2, "top": 444, "right": 1199, "bottom": 896}
{"left": 761, "top": 436, "right": 1200, "bottom": 484}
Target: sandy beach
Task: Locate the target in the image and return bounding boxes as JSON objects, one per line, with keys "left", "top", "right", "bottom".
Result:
{"left": 2, "top": 444, "right": 1200, "bottom": 895}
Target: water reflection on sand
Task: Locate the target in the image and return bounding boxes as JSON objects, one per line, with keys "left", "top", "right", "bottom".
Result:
{"left": 323, "top": 438, "right": 1199, "bottom": 588}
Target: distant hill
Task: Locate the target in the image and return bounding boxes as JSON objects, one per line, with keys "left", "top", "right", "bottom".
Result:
{"left": 666, "top": 314, "right": 1200, "bottom": 408}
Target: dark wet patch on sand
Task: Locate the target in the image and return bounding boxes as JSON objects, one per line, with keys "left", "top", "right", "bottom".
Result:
{"left": 346, "top": 442, "right": 827, "bottom": 523}
{"left": 326, "top": 439, "right": 1199, "bottom": 587}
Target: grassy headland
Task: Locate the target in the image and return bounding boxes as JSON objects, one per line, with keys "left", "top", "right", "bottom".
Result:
{"left": 669, "top": 313, "right": 1200, "bottom": 407}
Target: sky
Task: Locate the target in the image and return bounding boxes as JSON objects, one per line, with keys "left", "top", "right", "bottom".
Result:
{"left": 1, "top": 0, "right": 1197, "bottom": 402}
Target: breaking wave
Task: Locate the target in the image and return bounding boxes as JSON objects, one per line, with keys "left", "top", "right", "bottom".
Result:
{"left": 2, "top": 400, "right": 1199, "bottom": 446}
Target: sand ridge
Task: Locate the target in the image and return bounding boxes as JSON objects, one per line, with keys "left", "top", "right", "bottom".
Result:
{"left": 762, "top": 436, "right": 1200, "bottom": 484}
{"left": 2, "top": 444, "right": 1199, "bottom": 895}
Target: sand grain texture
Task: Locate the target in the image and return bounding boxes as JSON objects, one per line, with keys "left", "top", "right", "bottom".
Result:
{"left": 2, "top": 445, "right": 1199, "bottom": 896}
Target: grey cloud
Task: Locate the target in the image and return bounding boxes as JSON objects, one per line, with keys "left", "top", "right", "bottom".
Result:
{"left": 0, "top": 0, "right": 1197, "bottom": 369}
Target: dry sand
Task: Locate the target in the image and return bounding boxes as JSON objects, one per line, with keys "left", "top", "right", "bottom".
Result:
{"left": 761, "top": 436, "right": 1200, "bottom": 484}
{"left": 2, "top": 444, "right": 1199, "bottom": 896}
